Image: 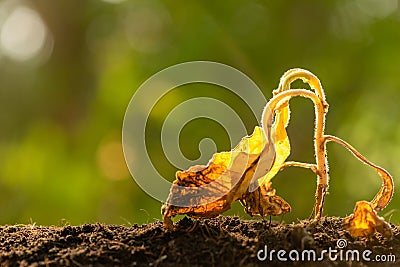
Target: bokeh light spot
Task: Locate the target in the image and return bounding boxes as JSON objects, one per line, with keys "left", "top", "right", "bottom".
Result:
{"left": 0, "top": 5, "right": 50, "bottom": 62}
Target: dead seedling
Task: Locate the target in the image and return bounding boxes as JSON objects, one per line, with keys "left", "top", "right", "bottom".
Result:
{"left": 161, "top": 68, "right": 394, "bottom": 238}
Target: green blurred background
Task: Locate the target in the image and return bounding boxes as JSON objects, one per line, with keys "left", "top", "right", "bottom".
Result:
{"left": 0, "top": 0, "right": 399, "bottom": 226}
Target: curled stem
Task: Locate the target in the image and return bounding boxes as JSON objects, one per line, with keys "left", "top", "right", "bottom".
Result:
{"left": 324, "top": 135, "right": 394, "bottom": 212}
{"left": 264, "top": 70, "right": 329, "bottom": 219}
{"left": 276, "top": 69, "right": 330, "bottom": 219}
{"left": 275, "top": 68, "right": 327, "bottom": 104}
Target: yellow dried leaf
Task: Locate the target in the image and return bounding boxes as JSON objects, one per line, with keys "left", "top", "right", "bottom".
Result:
{"left": 257, "top": 103, "right": 291, "bottom": 186}
{"left": 162, "top": 125, "right": 285, "bottom": 229}
{"left": 162, "top": 94, "right": 293, "bottom": 229}
{"left": 343, "top": 200, "right": 392, "bottom": 238}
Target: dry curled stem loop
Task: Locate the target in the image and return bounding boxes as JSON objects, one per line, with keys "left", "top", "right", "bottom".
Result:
{"left": 265, "top": 69, "right": 330, "bottom": 219}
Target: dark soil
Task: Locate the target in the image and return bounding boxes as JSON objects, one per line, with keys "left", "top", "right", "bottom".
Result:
{"left": 0, "top": 216, "right": 399, "bottom": 266}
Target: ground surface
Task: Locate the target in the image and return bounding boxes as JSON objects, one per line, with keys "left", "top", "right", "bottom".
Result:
{"left": 0, "top": 216, "right": 399, "bottom": 266}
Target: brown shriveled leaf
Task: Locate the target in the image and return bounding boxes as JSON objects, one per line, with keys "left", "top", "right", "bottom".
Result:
{"left": 240, "top": 181, "right": 291, "bottom": 217}
{"left": 162, "top": 100, "right": 292, "bottom": 230}
{"left": 161, "top": 126, "right": 274, "bottom": 229}
{"left": 343, "top": 200, "right": 392, "bottom": 238}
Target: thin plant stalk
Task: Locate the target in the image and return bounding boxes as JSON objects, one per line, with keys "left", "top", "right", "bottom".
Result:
{"left": 265, "top": 68, "right": 330, "bottom": 219}
{"left": 280, "top": 161, "right": 318, "bottom": 174}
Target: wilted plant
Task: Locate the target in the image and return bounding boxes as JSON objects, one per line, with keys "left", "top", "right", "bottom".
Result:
{"left": 161, "top": 68, "right": 394, "bottom": 238}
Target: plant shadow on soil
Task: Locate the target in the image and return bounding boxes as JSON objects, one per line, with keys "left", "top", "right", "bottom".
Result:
{"left": 0, "top": 216, "right": 399, "bottom": 266}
